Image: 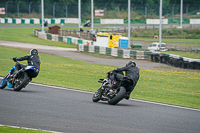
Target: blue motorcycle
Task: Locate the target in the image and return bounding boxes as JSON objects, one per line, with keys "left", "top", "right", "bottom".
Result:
{"left": 0, "top": 60, "right": 38, "bottom": 91}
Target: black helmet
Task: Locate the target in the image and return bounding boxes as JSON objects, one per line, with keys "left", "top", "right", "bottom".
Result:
{"left": 30, "top": 49, "right": 38, "bottom": 55}
{"left": 126, "top": 61, "right": 136, "bottom": 67}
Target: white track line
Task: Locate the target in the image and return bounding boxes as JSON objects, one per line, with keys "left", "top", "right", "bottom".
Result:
{"left": 1, "top": 77, "right": 199, "bottom": 112}
{"left": 0, "top": 124, "right": 63, "bottom": 133}
{"left": 30, "top": 82, "right": 200, "bottom": 112}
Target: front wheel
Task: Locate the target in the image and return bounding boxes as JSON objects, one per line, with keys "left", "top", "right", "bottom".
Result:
{"left": 108, "top": 86, "right": 126, "bottom": 105}
{"left": 13, "top": 72, "right": 29, "bottom": 91}
{"left": 0, "top": 75, "right": 8, "bottom": 89}
{"left": 92, "top": 92, "right": 100, "bottom": 102}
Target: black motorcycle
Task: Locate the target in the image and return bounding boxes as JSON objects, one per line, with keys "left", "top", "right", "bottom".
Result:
{"left": 92, "top": 71, "right": 132, "bottom": 105}
{"left": 83, "top": 22, "right": 91, "bottom": 27}
{"left": 0, "top": 60, "right": 38, "bottom": 91}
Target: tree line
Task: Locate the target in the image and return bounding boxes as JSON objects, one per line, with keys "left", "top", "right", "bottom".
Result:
{"left": 1, "top": 0, "right": 199, "bottom": 18}
{"left": 1, "top": 0, "right": 200, "bottom": 5}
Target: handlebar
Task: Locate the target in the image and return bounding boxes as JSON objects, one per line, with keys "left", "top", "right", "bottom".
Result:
{"left": 11, "top": 58, "right": 19, "bottom": 63}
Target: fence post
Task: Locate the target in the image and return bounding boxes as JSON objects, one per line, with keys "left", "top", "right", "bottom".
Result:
{"left": 29, "top": 2, "right": 32, "bottom": 18}
{"left": 53, "top": 2, "right": 57, "bottom": 18}
{"left": 6, "top": 1, "right": 9, "bottom": 18}
{"left": 17, "top": 1, "right": 21, "bottom": 18}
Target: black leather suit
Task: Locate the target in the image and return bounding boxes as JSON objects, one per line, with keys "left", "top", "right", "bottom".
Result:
{"left": 112, "top": 65, "right": 140, "bottom": 93}
{"left": 15, "top": 54, "right": 41, "bottom": 78}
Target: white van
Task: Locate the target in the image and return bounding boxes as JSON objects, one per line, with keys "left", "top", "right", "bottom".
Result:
{"left": 148, "top": 42, "right": 167, "bottom": 51}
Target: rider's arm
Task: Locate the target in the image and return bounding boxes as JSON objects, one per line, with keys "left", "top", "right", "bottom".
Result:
{"left": 114, "top": 66, "right": 128, "bottom": 72}
{"left": 15, "top": 55, "right": 30, "bottom": 61}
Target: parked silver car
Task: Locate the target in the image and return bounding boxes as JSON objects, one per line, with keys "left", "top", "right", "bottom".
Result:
{"left": 148, "top": 42, "right": 167, "bottom": 51}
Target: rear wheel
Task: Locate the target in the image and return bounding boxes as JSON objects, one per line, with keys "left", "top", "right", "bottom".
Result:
{"left": 108, "top": 86, "right": 126, "bottom": 105}
{"left": 13, "top": 72, "right": 29, "bottom": 91}
{"left": 0, "top": 75, "right": 8, "bottom": 89}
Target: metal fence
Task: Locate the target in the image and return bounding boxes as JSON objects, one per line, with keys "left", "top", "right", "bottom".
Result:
{"left": 1, "top": 1, "right": 200, "bottom": 19}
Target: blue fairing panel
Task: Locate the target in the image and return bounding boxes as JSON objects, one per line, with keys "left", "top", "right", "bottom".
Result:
{"left": 25, "top": 66, "right": 37, "bottom": 72}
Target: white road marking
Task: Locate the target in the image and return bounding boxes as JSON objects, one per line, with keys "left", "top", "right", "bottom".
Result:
{"left": 0, "top": 124, "right": 63, "bottom": 133}
{"left": 30, "top": 82, "right": 200, "bottom": 112}
{"left": 1, "top": 76, "right": 199, "bottom": 112}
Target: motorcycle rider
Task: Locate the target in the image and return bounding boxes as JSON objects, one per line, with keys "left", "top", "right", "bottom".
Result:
{"left": 12, "top": 49, "right": 41, "bottom": 78}
{"left": 84, "top": 20, "right": 91, "bottom": 27}
{"left": 99, "top": 61, "right": 139, "bottom": 100}
{"left": 112, "top": 61, "right": 139, "bottom": 99}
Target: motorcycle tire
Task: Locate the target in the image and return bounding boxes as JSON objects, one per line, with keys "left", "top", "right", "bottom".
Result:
{"left": 13, "top": 72, "right": 29, "bottom": 91}
{"left": 108, "top": 86, "right": 126, "bottom": 105}
{"left": 0, "top": 75, "right": 8, "bottom": 89}
{"left": 92, "top": 92, "right": 100, "bottom": 102}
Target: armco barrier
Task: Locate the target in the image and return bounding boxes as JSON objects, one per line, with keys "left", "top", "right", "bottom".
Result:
{"left": 76, "top": 44, "right": 150, "bottom": 60}
{"left": 118, "top": 49, "right": 123, "bottom": 58}
{"left": 111, "top": 48, "right": 118, "bottom": 57}
{"left": 100, "top": 19, "right": 124, "bottom": 24}
{"left": 106, "top": 47, "right": 112, "bottom": 56}
{"left": 146, "top": 19, "right": 168, "bottom": 24}
{"left": 94, "top": 46, "right": 99, "bottom": 53}
{"left": 63, "top": 37, "right": 67, "bottom": 43}
{"left": 89, "top": 45, "right": 94, "bottom": 53}
{"left": 1, "top": 18, "right": 198, "bottom": 24}
{"left": 58, "top": 36, "right": 63, "bottom": 42}
{"left": 123, "top": 49, "right": 130, "bottom": 58}
{"left": 84, "top": 45, "right": 89, "bottom": 52}
{"left": 47, "top": 33, "right": 52, "bottom": 40}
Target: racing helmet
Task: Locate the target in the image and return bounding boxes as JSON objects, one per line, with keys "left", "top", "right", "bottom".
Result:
{"left": 30, "top": 49, "right": 38, "bottom": 55}
{"left": 126, "top": 61, "right": 136, "bottom": 67}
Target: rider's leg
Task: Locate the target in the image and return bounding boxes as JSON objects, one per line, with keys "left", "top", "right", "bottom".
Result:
{"left": 124, "top": 85, "right": 135, "bottom": 100}
{"left": 114, "top": 73, "right": 124, "bottom": 81}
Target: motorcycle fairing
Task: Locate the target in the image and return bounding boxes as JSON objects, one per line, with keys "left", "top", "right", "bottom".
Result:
{"left": 9, "top": 66, "right": 15, "bottom": 72}
{"left": 24, "top": 66, "right": 37, "bottom": 72}
{"left": 7, "top": 82, "right": 13, "bottom": 88}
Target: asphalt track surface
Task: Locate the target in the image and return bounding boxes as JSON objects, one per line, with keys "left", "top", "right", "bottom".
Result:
{"left": 0, "top": 83, "right": 200, "bottom": 133}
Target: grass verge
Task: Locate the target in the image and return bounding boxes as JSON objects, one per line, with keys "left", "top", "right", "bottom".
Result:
{"left": 131, "top": 37, "right": 200, "bottom": 46}
{"left": 161, "top": 51, "right": 200, "bottom": 59}
{"left": 0, "top": 125, "right": 54, "bottom": 133}
{"left": 0, "top": 46, "right": 199, "bottom": 109}
{"left": 0, "top": 28, "right": 76, "bottom": 48}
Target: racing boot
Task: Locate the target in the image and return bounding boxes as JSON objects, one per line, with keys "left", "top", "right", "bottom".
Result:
{"left": 124, "top": 92, "right": 131, "bottom": 100}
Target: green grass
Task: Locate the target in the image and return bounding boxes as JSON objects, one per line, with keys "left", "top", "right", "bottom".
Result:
{"left": 0, "top": 126, "right": 52, "bottom": 133}
{"left": 0, "top": 46, "right": 199, "bottom": 109}
{"left": 0, "top": 28, "right": 76, "bottom": 48}
{"left": 162, "top": 51, "right": 200, "bottom": 59}
{"left": 131, "top": 37, "right": 200, "bottom": 46}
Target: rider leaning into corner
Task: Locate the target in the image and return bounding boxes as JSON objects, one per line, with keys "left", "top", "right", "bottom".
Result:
{"left": 101, "top": 61, "right": 140, "bottom": 100}
{"left": 12, "top": 49, "right": 41, "bottom": 79}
